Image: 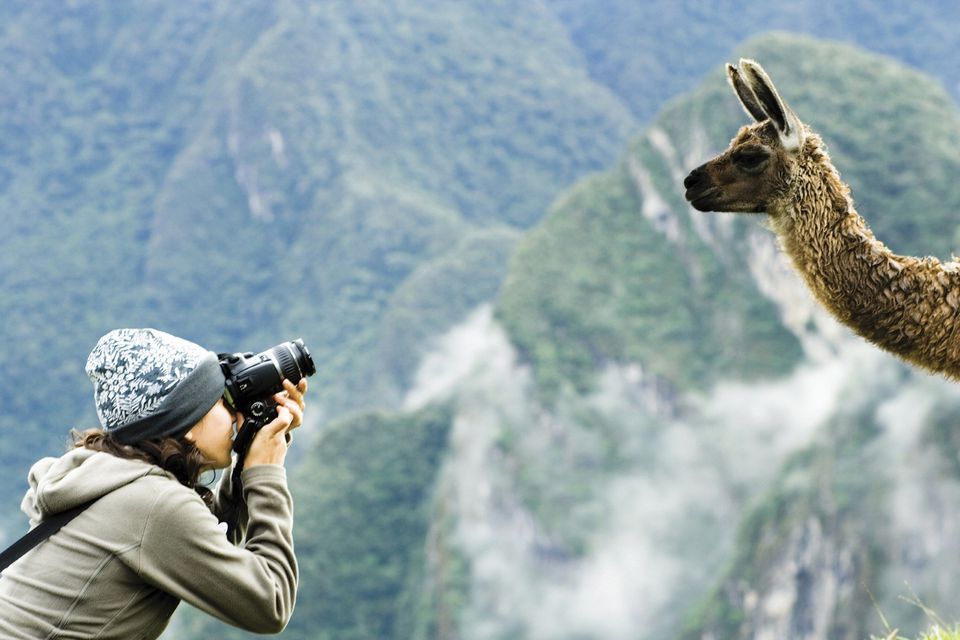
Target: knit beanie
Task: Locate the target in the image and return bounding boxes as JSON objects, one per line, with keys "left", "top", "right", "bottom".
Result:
{"left": 85, "top": 328, "right": 226, "bottom": 443}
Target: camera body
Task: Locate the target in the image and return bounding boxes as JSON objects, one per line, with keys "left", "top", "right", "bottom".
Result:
{"left": 219, "top": 338, "right": 316, "bottom": 454}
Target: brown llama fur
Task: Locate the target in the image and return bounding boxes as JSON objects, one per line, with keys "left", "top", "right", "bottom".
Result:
{"left": 684, "top": 59, "right": 960, "bottom": 377}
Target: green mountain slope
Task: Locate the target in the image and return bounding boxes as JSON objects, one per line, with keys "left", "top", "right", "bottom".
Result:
{"left": 222, "top": 34, "right": 960, "bottom": 640}
{"left": 545, "top": 0, "right": 960, "bottom": 123}
{"left": 496, "top": 156, "right": 801, "bottom": 396}
{"left": 0, "top": 0, "right": 635, "bottom": 515}
{"left": 8, "top": 4, "right": 960, "bottom": 639}
{"left": 497, "top": 32, "right": 960, "bottom": 399}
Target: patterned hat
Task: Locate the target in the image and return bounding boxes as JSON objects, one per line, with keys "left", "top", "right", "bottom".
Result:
{"left": 85, "top": 328, "right": 226, "bottom": 443}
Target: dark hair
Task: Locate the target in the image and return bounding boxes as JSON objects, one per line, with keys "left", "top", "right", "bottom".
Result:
{"left": 71, "top": 429, "right": 215, "bottom": 506}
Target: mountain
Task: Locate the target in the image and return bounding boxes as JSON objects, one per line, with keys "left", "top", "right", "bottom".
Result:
{"left": 173, "top": 34, "right": 960, "bottom": 639}
{"left": 0, "top": 0, "right": 635, "bottom": 515}
{"left": 6, "top": 0, "right": 960, "bottom": 504}
{"left": 544, "top": 0, "right": 960, "bottom": 123}
{"left": 494, "top": 33, "right": 960, "bottom": 639}
{"left": 6, "top": 3, "right": 960, "bottom": 639}
{"left": 499, "top": 30, "right": 960, "bottom": 400}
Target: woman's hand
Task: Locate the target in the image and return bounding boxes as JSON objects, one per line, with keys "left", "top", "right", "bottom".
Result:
{"left": 243, "top": 379, "right": 308, "bottom": 469}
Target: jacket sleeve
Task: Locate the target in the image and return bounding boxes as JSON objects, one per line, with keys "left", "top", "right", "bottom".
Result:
{"left": 135, "top": 465, "right": 298, "bottom": 633}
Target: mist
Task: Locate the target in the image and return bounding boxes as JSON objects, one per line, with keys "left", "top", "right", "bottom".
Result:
{"left": 399, "top": 303, "right": 921, "bottom": 639}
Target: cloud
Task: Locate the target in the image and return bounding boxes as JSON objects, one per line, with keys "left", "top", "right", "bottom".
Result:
{"left": 402, "top": 305, "right": 897, "bottom": 638}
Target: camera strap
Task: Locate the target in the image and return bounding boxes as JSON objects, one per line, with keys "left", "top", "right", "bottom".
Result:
{"left": 0, "top": 501, "right": 94, "bottom": 573}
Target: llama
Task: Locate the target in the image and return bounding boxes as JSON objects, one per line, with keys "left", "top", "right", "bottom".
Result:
{"left": 683, "top": 59, "right": 960, "bottom": 377}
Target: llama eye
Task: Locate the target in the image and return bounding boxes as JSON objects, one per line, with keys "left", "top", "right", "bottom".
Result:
{"left": 733, "top": 150, "right": 769, "bottom": 170}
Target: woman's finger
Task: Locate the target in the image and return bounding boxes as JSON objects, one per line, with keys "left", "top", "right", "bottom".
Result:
{"left": 278, "top": 379, "right": 306, "bottom": 428}
{"left": 283, "top": 379, "right": 306, "bottom": 409}
{"left": 262, "top": 405, "right": 293, "bottom": 438}
{"left": 286, "top": 402, "right": 303, "bottom": 430}
{"left": 272, "top": 394, "right": 303, "bottom": 430}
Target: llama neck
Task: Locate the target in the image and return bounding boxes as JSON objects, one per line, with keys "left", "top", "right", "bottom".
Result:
{"left": 769, "top": 144, "right": 960, "bottom": 377}
{"left": 774, "top": 148, "right": 892, "bottom": 297}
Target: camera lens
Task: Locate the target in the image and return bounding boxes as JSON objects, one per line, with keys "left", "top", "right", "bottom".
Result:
{"left": 293, "top": 339, "right": 316, "bottom": 376}
{"left": 272, "top": 339, "right": 316, "bottom": 383}
{"left": 274, "top": 345, "right": 300, "bottom": 382}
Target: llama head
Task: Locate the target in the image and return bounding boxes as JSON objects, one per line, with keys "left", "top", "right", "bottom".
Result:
{"left": 684, "top": 59, "right": 807, "bottom": 214}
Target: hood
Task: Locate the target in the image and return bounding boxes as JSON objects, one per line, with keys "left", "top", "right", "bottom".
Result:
{"left": 21, "top": 448, "right": 169, "bottom": 522}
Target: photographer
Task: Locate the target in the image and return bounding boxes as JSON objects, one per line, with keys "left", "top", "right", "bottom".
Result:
{"left": 0, "top": 328, "right": 308, "bottom": 638}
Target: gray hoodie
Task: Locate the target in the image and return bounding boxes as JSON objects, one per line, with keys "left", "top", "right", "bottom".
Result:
{"left": 0, "top": 448, "right": 297, "bottom": 638}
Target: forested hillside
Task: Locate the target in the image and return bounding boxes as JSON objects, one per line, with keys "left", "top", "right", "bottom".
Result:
{"left": 545, "top": 0, "right": 960, "bottom": 122}
{"left": 497, "top": 34, "right": 960, "bottom": 639}
{"left": 0, "top": 0, "right": 634, "bottom": 516}
{"left": 6, "top": 0, "right": 960, "bottom": 509}
{"left": 6, "top": 3, "right": 960, "bottom": 640}
{"left": 172, "top": 33, "right": 960, "bottom": 639}
{"left": 500, "top": 32, "right": 960, "bottom": 398}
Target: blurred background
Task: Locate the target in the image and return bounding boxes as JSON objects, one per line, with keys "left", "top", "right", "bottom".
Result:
{"left": 4, "top": 1, "right": 960, "bottom": 638}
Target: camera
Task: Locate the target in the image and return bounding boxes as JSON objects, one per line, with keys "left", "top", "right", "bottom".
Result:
{"left": 219, "top": 339, "right": 316, "bottom": 455}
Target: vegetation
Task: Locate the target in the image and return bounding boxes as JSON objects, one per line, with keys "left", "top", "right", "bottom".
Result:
{"left": 5, "top": 3, "right": 960, "bottom": 639}
{"left": 873, "top": 619, "right": 960, "bottom": 640}
{"left": 666, "top": 34, "right": 960, "bottom": 640}
{"left": 496, "top": 155, "right": 802, "bottom": 397}
{"left": 497, "top": 32, "right": 960, "bottom": 398}
{"left": 0, "top": 0, "right": 634, "bottom": 520}
{"left": 879, "top": 627, "right": 960, "bottom": 640}
{"left": 545, "top": 0, "right": 960, "bottom": 123}
{"left": 498, "top": 32, "right": 960, "bottom": 640}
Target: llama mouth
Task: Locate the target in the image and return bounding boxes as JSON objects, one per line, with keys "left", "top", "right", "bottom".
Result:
{"left": 685, "top": 187, "right": 721, "bottom": 212}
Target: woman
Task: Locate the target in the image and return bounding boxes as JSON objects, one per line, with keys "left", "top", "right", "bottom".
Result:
{"left": 0, "top": 328, "right": 307, "bottom": 638}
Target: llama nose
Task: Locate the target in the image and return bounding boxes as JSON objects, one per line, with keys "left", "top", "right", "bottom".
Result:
{"left": 684, "top": 165, "right": 707, "bottom": 190}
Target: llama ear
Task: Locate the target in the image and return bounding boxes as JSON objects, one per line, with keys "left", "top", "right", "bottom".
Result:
{"left": 726, "top": 63, "right": 768, "bottom": 123}
{"left": 738, "top": 59, "right": 805, "bottom": 152}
